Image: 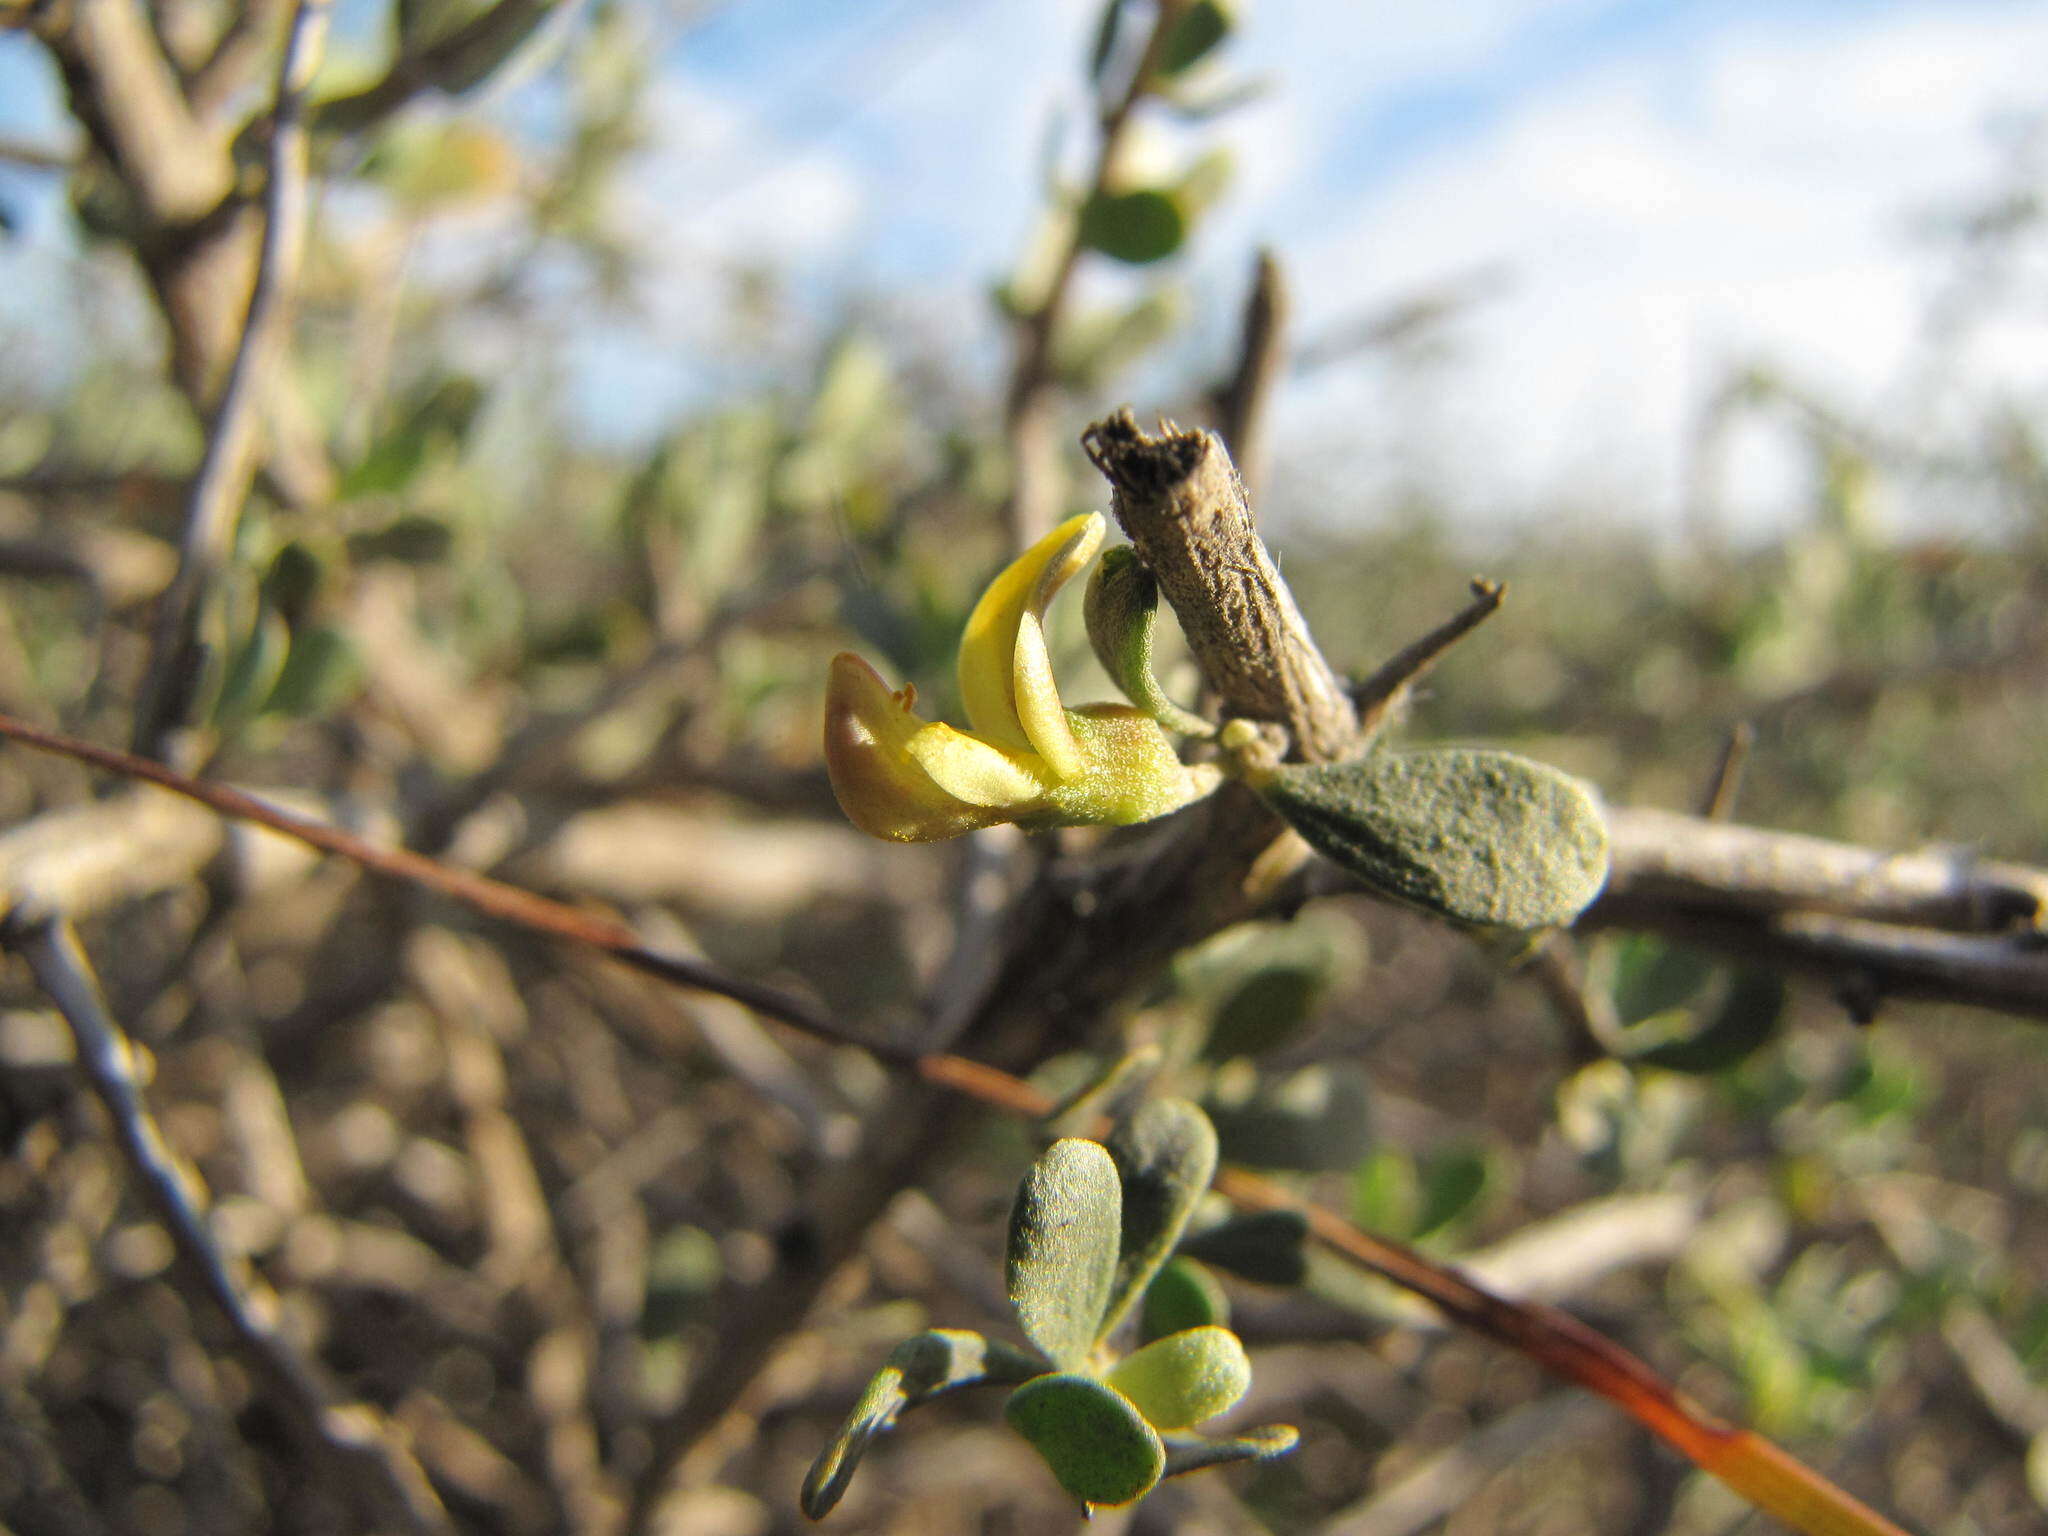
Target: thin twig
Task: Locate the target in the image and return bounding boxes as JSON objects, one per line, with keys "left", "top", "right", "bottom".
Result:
{"left": 0, "top": 909, "right": 452, "bottom": 1536}
{"left": 0, "top": 133, "right": 78, "bottom": 170}
{"left": 1697, "top": 720, "right": 1754, "bottom": 820}
{"left": 1350, "top": 576, "right": 1507, "bottom": 739}
{"left": 130, "top": 0, "right": 332, "bottom": 763}
{"left": 1212, "top": 246, "right": 1288, "bottom": 500}
{"left": 1000, "top": 0, "right": 1188, "bottom": 549}
{"left": 313, "top": 0, "right": 563, "bottom": 135}
{"left": 0, "top": 710, "right": 894, "bottom": 1059}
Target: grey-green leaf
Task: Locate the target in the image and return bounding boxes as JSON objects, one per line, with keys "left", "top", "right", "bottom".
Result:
{"left": 1177, "top": 1210, "right": 1309, "bottom": 1288}
{"left": 1204, "top": 1063, "right": 1373, "bottom": 1173}
{"left": 802, "top": 1329, "right": 1038, "bottom": 1518}
{"left": 1258, "top": 748, "right": 1610, "bottom": 929}
{"left": 1161, "top": 1423, "right": 1301, "bottom": 1479}
{"left": 1005, "top": 1374, "right": 1165, "bottom": 1508}
{"left": 1100, "top": 1100, "right": 1218, "bottom": 1341}
{"left": 1007, "top": 1139, "right": 1122, "bottom": 1369}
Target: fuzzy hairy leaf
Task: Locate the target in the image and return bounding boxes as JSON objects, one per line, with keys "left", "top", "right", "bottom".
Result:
{"left": 1007, "top": 1139, "right": 1122, "bottom": 1369}
{"left": 1005, "top": 1373, "right": 1166, "bottom": 1508}
{"left": 1104, "top": 1325, "right": 1250, "bottom": 1429}
{"left": 801, "top": 1330, "right": 1040, "bottom": 1518}
{"left": 1101, "top": 1100, "right": 1219, "bottom": 1341}
{"left": 1258, "top": 748, "right": 1609, "bottom": 929}
{"left": 1162, "top": 1424, "right": 1301, "bottom": 1479}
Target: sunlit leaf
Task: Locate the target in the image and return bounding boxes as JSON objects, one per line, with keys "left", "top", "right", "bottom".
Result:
{"left": 1162, "top": 1423, "right": 1300, "bottom": 1479}
{"left": 801, "top": 1330, "right": 1040, "bottom": 1518}
{"left": 1257, "top": 748, "right": 1610, "bottom": 929}
{"left": 1005, "top": 1373, "right": 1165, "bottom": 1508}
{"left": 1007, "top": 1139, "right": 1121, "bottom": 1369}
{"left": 1103, "top": 1325, "right": 1249, "bottom": 1429}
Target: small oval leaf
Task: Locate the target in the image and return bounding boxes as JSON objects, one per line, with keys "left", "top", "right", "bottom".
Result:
{"left": 1007, "top": 1139, "right": 1122, "bottom": 1369}
{"left": 1141, "top": 1257, "right": 1231, "bottom": 1344}
{"left": 1258, "top": 748, "right": 1609, "bottom": 929}
{"left": 1161, "top": 1423, "right": 1300, "bottom": 1479}
{"left": 1205, "top": 1063, "right": 1372, "bottom": 1173}
{"left": 1157, "top": 0, "right": 1233, "bottom": 75}
{"left": 1104, "top": 1325, "right": 1250, "bottom": 1429}
{"left": 1005, "top": 1373, "right": 1165, "bottom": 1508}
{"left": 1101, "top": 1100, "right": 1219, "bottom": 1340}
{"left": 1077, "top": 187, "right": 1187, "bottom": 265}
{"left": 1204, "top": 962, "right": 1326, "bottom": 1061}
{"left": 1177, "top": 1210, "right": 1310, "bottom": 1288}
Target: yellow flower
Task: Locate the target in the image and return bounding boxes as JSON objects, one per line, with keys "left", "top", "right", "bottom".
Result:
{"left": 825, "top": 513, "right": 1221, "bottom": 843}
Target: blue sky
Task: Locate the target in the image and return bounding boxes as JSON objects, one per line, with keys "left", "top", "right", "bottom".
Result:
{"left": 5, "top": 0, "right": 2046, "bottom": 535}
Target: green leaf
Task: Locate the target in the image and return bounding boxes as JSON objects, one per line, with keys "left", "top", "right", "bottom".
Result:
{"left": 1007, "top": 1139, "right": 1122, "bottom": 1369}
{"left": 1104, "top": 1325, "right": 1249, "bottom": 1429}
{"left": 1179, "top": 1210, "right": 1309, "bottom": 1287}
{"left": 1005, "top": 1374, "right": 1165, "bottom": 1508}
{"left": 213, "top": 608, "right": 289, "bottom": 728}
{"left": 262, "top": 626, "right": 363, "bottom": 719}
{"left": 801, "top": 1330, "right": 1043, "bottom": 1518}
{"left": 1205, "top": 1063, "right": 1372, "bottom": 1172}
{"left": 1604, "top": 935, "right": 1715, "bottom": 1025}
{"left": 1156, "top": 0, "right": 1234, "bottom": 75}
{"left": 1351, "top": 1150, "right": 1418, "bottom": 1237}
{"left": 1141, "top": 1257, "right": 1231, "bottom": 1343}
{"left": 1257, "top": 748, "right": 1610, "bottom": 929}
{"left": 1412, "top": 1145, "right": 1493, "bottom": 1241}
{"left": 1631, "top": 969, "right": 1787, "bottom": 1074}
{"left": 1101, "top": 1100, "right": 1219, "bottom": 1341}
{"left": 346, "top": 514, "right": 455, "bottom": 566}
{"left": 1085, "top": 544, "right": 1213, "bottom": 734}
{"left": 1204, "top": 962, "right": 1325, "bottom": 1061}
{"left": 1077, "top": 187, "right": 1187, "bottom": 265}
{"left": 1161, "top": 1423, "right": 1300, "bottom": 1479}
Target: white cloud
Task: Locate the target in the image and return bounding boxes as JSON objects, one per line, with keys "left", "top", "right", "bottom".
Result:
{"left": 1263, "top": 3, "right": 2048, "bottom": 536}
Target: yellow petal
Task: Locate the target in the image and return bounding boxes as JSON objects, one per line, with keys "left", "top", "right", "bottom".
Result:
{"left": 824, "top": 652, "right": 1018, "bottom": 842}
{"left": 905, "top": 721, "right": 1050, "bottom": 808}
{"left": 1011, "top": 609, "right": 1085, "bottom": 779}
{"left": 958, "top": 512, "right": 1103, "bottom": 774}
